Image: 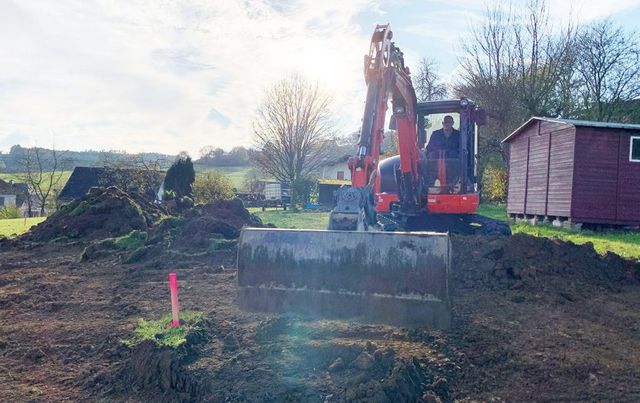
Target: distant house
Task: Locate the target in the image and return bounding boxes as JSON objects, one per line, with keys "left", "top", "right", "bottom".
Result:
{"left": 503, "top": 117, "right": 640, "bottom": 228}
{"left": 58, "top": 167, "right": 164, "bottom": 204}
{"left": 0, "top": 178, "right": 28, "bottom": 209}
{"left": 320, "top": 155, "right": 351, "bottom": 181}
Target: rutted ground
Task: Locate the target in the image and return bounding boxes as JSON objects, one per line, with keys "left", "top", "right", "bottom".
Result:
{"left": 1, "top": 189, "right": 639, "bottom": 401}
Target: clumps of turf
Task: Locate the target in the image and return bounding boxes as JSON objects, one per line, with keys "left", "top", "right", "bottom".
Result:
{"left": 123, "top": 311, "right": 204, "bottom": 348}
{"left": 24, "top": 187, "right": 165, "bottom": 243}
{"left": 114, "top": 230, "right": 147, "bottom": 250}
{"left": 80, "top": 230, "right": 148, "bottom": 261}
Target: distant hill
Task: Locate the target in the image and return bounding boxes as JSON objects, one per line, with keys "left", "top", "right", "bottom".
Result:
{"left": 0, "top": 145, "right": 176, "bottom": 173}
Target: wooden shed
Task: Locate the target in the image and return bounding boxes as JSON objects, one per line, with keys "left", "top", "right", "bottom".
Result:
{"left": 318, "top": 179, "right": 351, "bottom": 206}
{"left": 503, "top": 117, "right": 640, "bottom": 227}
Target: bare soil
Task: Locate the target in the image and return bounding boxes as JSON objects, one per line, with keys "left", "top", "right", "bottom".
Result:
{"left": 1, "top": 196, "right": 639, "bottom": 401}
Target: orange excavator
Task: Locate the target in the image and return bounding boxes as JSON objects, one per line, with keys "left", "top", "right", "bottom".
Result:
{"left": 236, "top": 24, "right": 509, "bottom": 328}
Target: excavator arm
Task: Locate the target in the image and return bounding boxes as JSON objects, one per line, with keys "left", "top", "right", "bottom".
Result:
{"left": 330, "top": 24, "right": 421, "bottom": 230}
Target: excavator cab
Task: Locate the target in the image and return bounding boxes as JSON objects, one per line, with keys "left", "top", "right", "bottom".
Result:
{"left": 418, "top": 99, "right": 483, "bottom": 196}
{"left": 375, "top": 98, "right": 485, "bottom": 215}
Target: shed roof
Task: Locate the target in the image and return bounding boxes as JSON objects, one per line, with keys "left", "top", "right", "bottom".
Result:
{"left": 318, "top": 179, "right": 351, "bottom": 186}
{"left": 502, "top": 116, "right": 640, "bottom": 143}
{"left": 0, "top": 178, "right": 27, "bottom": 195}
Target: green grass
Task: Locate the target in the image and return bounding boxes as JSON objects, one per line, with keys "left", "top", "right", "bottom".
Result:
{"left": 249, "top": 207, "right": 329, "bottom": 229}
{"left": 0, "top": 171, "right": 73, "bottom": 189}
{"left": 122, "top": 311, "right": 204, "bottom": 348}
{"left": 479, "top": 203, "right": 640, "bottom": 260}
{"left": 476, "top": 203, "right": 510, "bottom": 222}
{"left": 0, "top": 217, "right": 46, "bottom": 237}
{"left": 114, "top": 230, "right": 147, "bottom": 250}
{"left": 194, "top": 165, "right": 251, "bottom": 190}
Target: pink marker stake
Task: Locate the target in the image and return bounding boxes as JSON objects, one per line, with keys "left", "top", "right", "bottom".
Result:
{"left": 168, "top": 273, "right": 180, "bottom": 327}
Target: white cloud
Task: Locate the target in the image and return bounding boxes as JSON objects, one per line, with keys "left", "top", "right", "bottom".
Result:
{"left": 1, "top": 0, "right": 638, "bottom": 157}
{"left": 0, "top": 0, "right": 373, "bottom": 156}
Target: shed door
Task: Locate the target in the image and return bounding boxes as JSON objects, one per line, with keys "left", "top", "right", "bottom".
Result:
{"left": 525, "top": 133, "right": 550, "bottom": 215}
{"left": 507, "top": 137, "right": 528, "bottom": 214}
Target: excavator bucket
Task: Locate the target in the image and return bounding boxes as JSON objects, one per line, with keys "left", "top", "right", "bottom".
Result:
{"left": 237, "top": 228, "right": 451, "bottom": 328}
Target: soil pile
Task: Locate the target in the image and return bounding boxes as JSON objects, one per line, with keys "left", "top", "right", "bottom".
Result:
{"left": 171, "top": 198, "right": 264, "bottom": 249}
{"left": 24, "top": 187, "right": 165, "bottom": 243}
{"left": 124, "top": 198, "right": 265, "bottom": 263}
{"left": 452, "top": 233, "right": 639, "bottom": 295}
{"left": 447, "top": 234, "right": 640, "bottom": 401}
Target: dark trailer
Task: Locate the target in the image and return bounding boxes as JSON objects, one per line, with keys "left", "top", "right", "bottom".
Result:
{"left": 503, "top": 117, "right": 640, "bottom": 228}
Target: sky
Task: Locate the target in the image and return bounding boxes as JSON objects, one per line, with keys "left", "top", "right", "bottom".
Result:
{"left": 1, "top": 0, "right": 640, "bottom": 157}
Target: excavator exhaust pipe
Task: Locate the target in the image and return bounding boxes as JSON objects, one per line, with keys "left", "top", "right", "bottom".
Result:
{"left": 237, "top": 228, "right": 451, "bottom": 328}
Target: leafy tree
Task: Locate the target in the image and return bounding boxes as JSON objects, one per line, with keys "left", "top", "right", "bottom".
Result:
{"left": 192, "top": 171, "right": 235, "bottom": 204}
{"left": 164, "top": 156, "right": 195, "bottom": 199}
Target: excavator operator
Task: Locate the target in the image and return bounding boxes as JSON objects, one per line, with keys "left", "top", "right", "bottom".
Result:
{"left": 424, "top": 115, "right": 460, "bottom": 191}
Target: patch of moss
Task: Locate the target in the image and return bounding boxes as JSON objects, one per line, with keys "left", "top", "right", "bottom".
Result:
{"left": 69, "top": 201, "right": 89, "bottom": 216}
{"left": 114, "top": 230, "right": 148, "bottom": 250}
{"left": 157, "top": 216, "right": 186, "bottom": 230}
{"left": 207, "top": 237, "right": 237, "bottom": 252}
{"left": 122, "top": 311, "right": 204, "bottom": 348}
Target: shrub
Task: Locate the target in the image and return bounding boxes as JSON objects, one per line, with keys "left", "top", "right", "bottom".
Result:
{"left": 192, "top": 171, "right": 235, "bottom": 205}
{"left": 0, "top": 206, "right": 21, "bottom": 219}
{"left": 482, "top": 163, "right": 508, "bottom": 203}
{"left": 164, "top": 155, "right": 196, "bottom": 198}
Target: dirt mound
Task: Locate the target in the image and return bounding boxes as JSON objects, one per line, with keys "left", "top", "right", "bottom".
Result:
{"left": 121, "top": 198, "right": 264, "bottom": 263}
{"left": 447, "top": 233, "right": 640, "bottom": 401}
{"left": 24, "top": 187, "right": 165, "bottom": 243}
{"left": 452, "top": 233, "right": 639, "bottom": 296}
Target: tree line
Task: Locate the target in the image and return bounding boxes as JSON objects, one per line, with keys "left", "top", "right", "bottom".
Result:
{"left": 456, "top": 0, "right": 640, "bottom": 166}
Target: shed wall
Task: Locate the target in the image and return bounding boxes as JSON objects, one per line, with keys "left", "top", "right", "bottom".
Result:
{"left": 572, "top": 128, "right": 640, "bottom": 225}
{"left": 617, "top": 133, "right": 640, "bottom": 223}
{"left": 525, "top": 131, "right": 550, "bottom": 215}
{"left": 506, "top": 121, "right": 575, "bottom": 216}
{"left": 546, "top": 127, "right": 576, "bottom": 217}
{"left": 572, "top": 128, "right": 619, "bottom": 221}
{"left": 506, "top": 127, "right": 532, "bottom": 214}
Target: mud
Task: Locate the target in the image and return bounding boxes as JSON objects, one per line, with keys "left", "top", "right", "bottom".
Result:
{"left": 1, "top": 199, "right": 639, "bottom": 401}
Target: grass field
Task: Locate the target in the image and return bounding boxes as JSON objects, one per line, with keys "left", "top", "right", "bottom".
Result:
{"left": 0, "top": 171, "right": 73, "bottom": 187}
{"left": 194, "top": 165, "right": 251, "bottom": 190}
{"left": 0, "top": 217, "right": 46, "bottom": 237}
{"left": 249, "top": 207, "right": 329, "bottom": 229}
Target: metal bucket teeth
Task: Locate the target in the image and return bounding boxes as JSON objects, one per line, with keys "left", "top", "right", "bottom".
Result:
{"left": 237, "top": 228, "right": 451, "bottom": 328}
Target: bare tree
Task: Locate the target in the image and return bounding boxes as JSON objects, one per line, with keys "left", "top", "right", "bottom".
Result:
{"left": 414, "top": 58, "right": 448, "bottom": 101}
{"left": 97, "top": 153, "right": 165, "bottom": 200}
{"left": 18, "top": 147, "right": 72, "bottom": 216}
{"left": 253, "top": 74, "right": 335, "bottom": 206}
{"left": 575, "top": 19, "right": 640, "bottom": 121}
{"left": 457, "top": 0, "right": 576, "bottom": 164}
